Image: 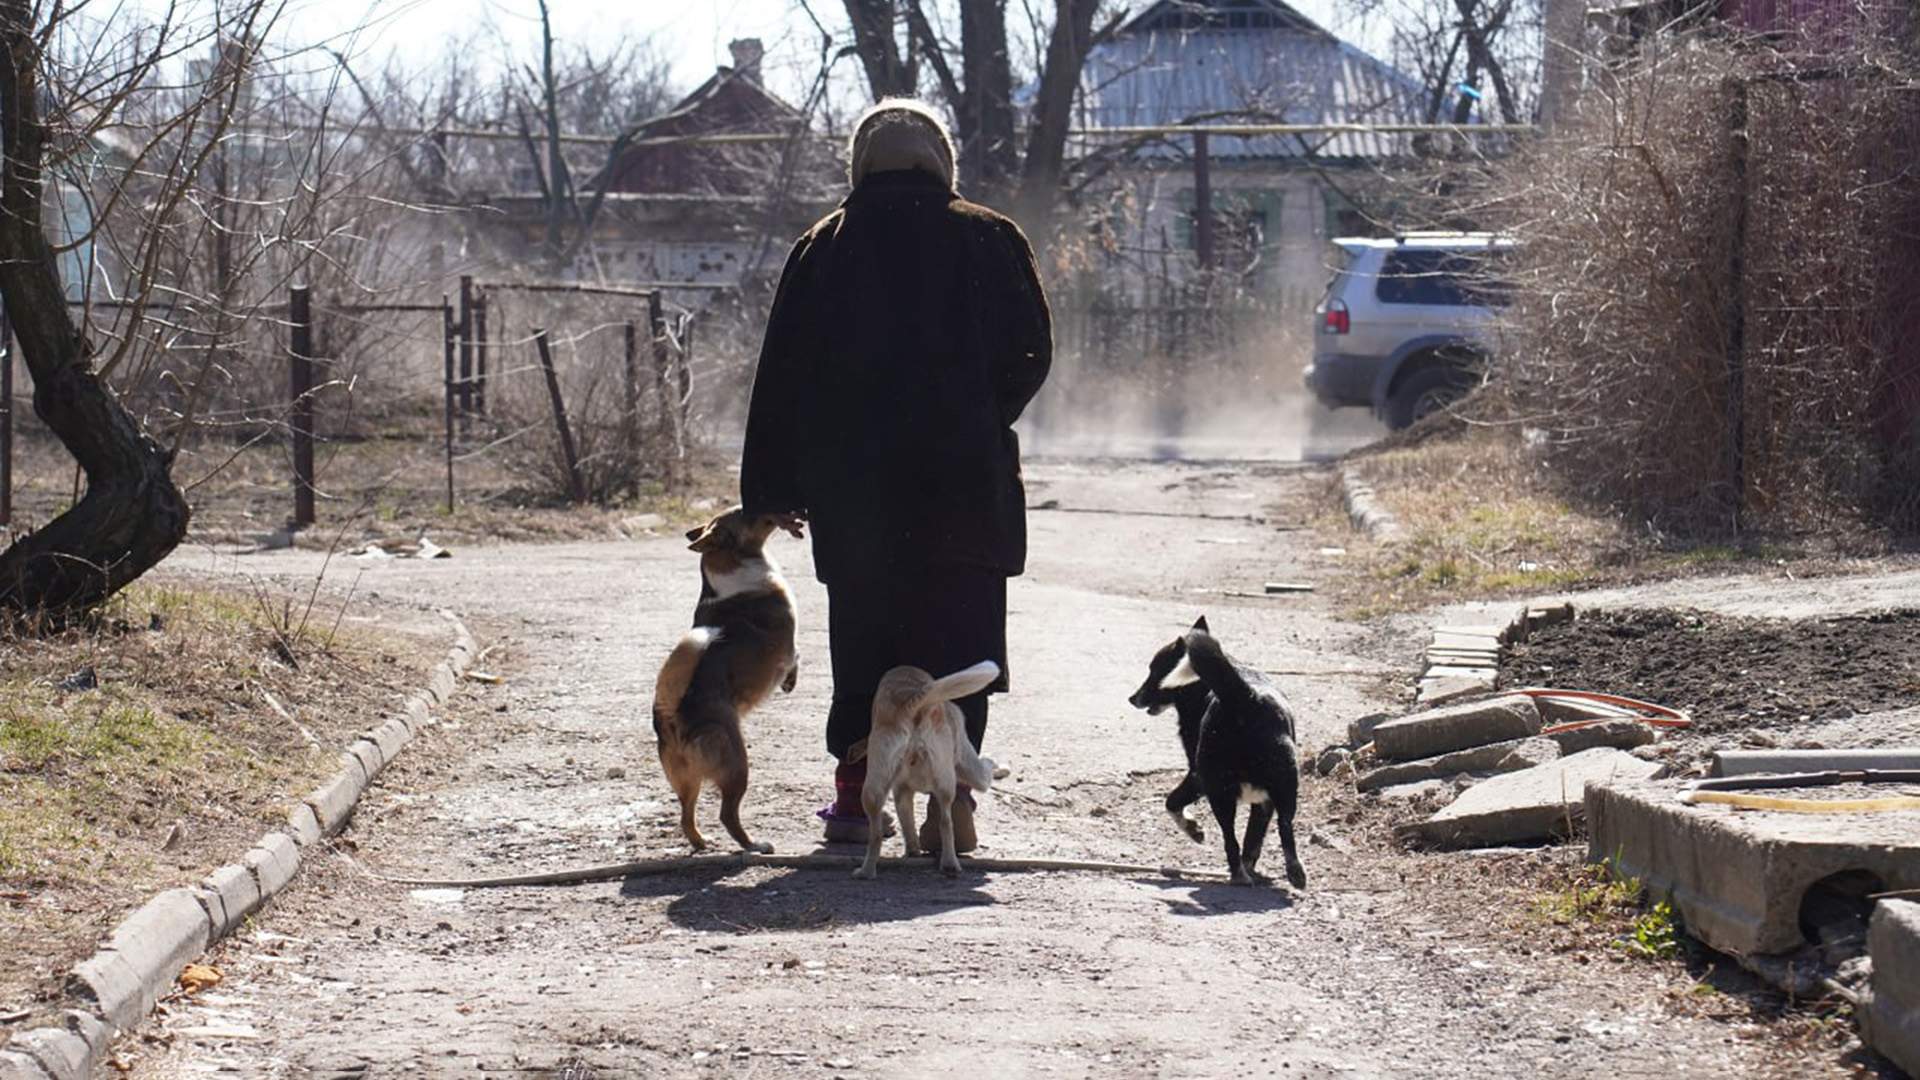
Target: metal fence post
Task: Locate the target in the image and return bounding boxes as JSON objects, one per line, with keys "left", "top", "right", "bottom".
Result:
{"left": 1726, "top": 77, "right": 1750, "bottom": 535}
{"left": 289, "top": 285, "right": 316, "bottom": 529}
{"left": 0, "top": 299, "right": 11, "bottom": 530}
{"left": 648, "top": 291, "right": 683, "bottom": 483}
{"left": 473, "top": 294, "right": 489, "bottom": 416}
{"left": 442, "top": 298, "right": 457, "bottom": 513}
{"left": 533, "top": 328, "right": 588, "bottom": 504}
{"left": 623, "top": 319, "right": 640, "bottom": 467}
{"left": 457, "top": 274, "right": 474, "bottom": 432}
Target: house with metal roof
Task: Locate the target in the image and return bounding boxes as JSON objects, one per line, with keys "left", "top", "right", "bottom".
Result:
{"left": 1069, "top": 0, "right": 1422, "bottom": 302}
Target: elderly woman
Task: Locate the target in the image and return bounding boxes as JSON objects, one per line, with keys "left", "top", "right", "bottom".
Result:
{"left": 740, "top": 99, "right": 1052, "bottom": 850}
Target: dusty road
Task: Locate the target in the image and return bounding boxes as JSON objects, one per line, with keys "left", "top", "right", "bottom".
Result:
{"left": 130, "top": 457, "right": 1823, "bottom": 1079}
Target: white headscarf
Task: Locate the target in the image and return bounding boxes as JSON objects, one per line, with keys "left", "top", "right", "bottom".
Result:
{"left": 846, "top": 98, "right": 956, "bottom": 190}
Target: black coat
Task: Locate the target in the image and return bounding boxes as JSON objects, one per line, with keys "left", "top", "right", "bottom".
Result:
{"left": 740, "top": 170, "right": 1052, "bottom": 585}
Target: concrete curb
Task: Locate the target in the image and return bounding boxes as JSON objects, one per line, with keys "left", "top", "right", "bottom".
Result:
{"left": 1340, "top": 469, "right": 1403, "bottom": 544}
{"left": 2, "top": 611, "right": 477, "bottom": 1078}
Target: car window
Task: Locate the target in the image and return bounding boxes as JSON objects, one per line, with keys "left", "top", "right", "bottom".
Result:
{"left": 1375, "top": 249, "right": 1507, "bottom": 307}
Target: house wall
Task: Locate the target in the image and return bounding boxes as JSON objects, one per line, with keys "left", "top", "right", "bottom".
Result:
{"left": 1094, "top": 162, "right": 1349, "bottom": 311}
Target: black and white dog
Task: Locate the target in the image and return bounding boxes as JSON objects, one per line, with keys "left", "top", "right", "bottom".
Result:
{"left": 1128, "top": 616, "right": 1307, "bottom": 889}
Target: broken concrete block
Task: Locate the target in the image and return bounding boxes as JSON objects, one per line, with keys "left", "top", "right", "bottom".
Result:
{"left": 1588, "top": 779, "right": 1920, "bottom": 956}
{"left": 1408, "top": 748, "right": 1658, "bottom": 849}
{"left": 1315, "top": 746, "right": 1353, "bottom": 777}
{"left": 1526, "top": 603, "right": 1574, "bottom": 629}
{"left": 1864, "top": 899, "right": 1920, "bottom": 1079}
{"left": 1347, "top": 712, "right": 1393, "bottom": 748}
{"left": 1548, "top": 719, "right": 1656, "bottom": 754}
{"left": 1497, "top": 737, "right": 1562, "bottom": 771}
{"left": 1420, "top": 664, "right": 1499, "bottom": 683}
{"left": 1431, "top": 630, "right": 1502, "bottom": 652}
{"left": 1532, "top": 696, "right": 1638, "bottom": 726}
{"left": 1414, "top": 676, "right": 1490, "bottom": 707}
{"left": 0, "top": 1048, "right": 50, "bottom": 1080}
{"left": 1357, "top": 737, "right": 1560, "bottom": 793}
{"left": 1371, "top": 695, "right": 1542, "bottom": 761}
{"left": 1374, "top": 778, "right": 1453, "bottom": 804}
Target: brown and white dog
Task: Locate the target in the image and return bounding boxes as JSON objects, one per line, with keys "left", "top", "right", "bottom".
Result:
{"left": 853, "top": 660, "right": 1000, "bottom": 879}
{"left": 652, "top": 507, "right": 798, "bottom": 853}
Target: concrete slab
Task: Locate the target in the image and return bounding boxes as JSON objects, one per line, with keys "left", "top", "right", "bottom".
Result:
{"left": 1587, "top": 779, "right": 1920, "bottom": 956}
{"left": 1420, "top": 665, "right": 1499, "bottom": 682}
{"left": 1534, "top": 696, "right": 1641, "bottom": 726}
{"left": 1357, "top": 737, "right": 1560, "bottom": 793}
{"left": 1548, "top": 720, "right": 1656, "bottom": 754}
{"left": 1372, "top": 695, "right": 1542, "bottom": 761}
{"left": 0, "top": 1049, "right": 51, "bottom": 1080}
{"left": 1414, "top": 676, "right": 1490, "bottom": 706}
{"left": 1409, "top": 748, "right": 1659, "bottom": 849}
{"left": 1347, "top": 712, "right": 1393, "bottom": 748}
{"left": 1864, "top": 899, "right": 1920, "bottom": 1078}
{"left": 6, "top": 1028, "right": 86, "bottom": 1080}
{"left": 1431, "top": 631, "right": 1502, "bottom": 652}
{"left": 65, "top": 951, "right": 143, "bottom": 1033}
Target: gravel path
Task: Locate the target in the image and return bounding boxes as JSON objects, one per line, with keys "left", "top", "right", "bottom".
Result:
{"left": 128, "top": 459, "right": 1841, "bottom": 1079}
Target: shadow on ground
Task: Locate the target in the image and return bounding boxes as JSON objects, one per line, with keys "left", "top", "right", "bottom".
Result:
{"left": 620, "top": 864, "right": 996, "bottom": 931}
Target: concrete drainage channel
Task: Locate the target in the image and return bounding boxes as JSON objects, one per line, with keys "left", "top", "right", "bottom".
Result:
{"left": 1314, "top": 600, "right": 1920, "bottom": 1077}
{"left": 0, "top": 613, "right": 477, "bottom": 1080}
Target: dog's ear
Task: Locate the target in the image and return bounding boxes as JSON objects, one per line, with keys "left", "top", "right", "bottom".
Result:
{"left": 686, "top": 522, "right": 721, "bottom": 552}
{"left": 1192, "top": 615, "right": 1210, "bottom": 633}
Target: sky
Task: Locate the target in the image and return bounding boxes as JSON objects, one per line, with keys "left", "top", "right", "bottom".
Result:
{"left": 256, "top": 0, "right": 1391, "bottom": 112}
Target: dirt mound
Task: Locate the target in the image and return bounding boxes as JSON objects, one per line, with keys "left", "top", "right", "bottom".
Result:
{"left": 1498, "top": 607, "right": 1920, "bottom": 735}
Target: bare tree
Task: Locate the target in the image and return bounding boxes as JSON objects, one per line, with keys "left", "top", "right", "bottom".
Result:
{"left": 0, "top": 2, "right": 271, "bottom": 616}
{"left": 836, "top": 0, "right": 1126, "bottom": 220}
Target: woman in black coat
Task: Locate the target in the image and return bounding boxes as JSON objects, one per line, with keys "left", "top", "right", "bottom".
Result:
{"left": 740, "top": 99, "right": 1052, "bottom": 849}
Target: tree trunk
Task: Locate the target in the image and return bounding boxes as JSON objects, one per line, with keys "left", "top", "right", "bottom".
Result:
{"left": 842, "top": 0, "right": 917, "bottom": 99}
{"left": 960, "top": 0, "right": 1017, "bottom": 196}
{"left": 1013, "top": 0, "right": 1107, "bottom": 227}
{"left": 0, "top": 3, "right": 190, "bottom": 617}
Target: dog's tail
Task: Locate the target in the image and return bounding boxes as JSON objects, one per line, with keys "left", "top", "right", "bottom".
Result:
{"left": 913, "top": 660, "right": 1001, "bottom": 712}
{"left": 1182, "top": 629, "right": 1253, "bottom": 706}
{"left": 653, "top": 627, "right": 723, "bottom": 720}
{"left": 911, "top": 660, "right": 999, "bottom": 793}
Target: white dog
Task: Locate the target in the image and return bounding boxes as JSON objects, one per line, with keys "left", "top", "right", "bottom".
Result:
{"left": 852, "top": 660, "right": 1000, "bottom": 879}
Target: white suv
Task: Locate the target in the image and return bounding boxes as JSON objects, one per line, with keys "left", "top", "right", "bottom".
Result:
{"left": 1304, "top": 233, "right": 1513, "bottom": 429}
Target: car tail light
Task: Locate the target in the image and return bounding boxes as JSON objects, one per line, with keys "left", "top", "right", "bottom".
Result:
{"left": 1322, "top": 299, "right": 1349, "bottom": 335}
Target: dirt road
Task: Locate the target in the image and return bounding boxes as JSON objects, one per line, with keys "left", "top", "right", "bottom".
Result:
{"left": 132, "top": 458, "right": 1827, "bottom": 1079}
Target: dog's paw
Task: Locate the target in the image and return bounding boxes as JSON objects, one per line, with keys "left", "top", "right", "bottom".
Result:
{"left": 1229, "top": 868, "right": 1255, "bottom": 886}
{"left": 851, "top": 864, "right": 877, "bottom": 881}
{"left": 782, "top": 665, "right": 798, "bottom": 694}
{"left": 940, "top": 857, "right": 961, "bottom": 878}
{"left": 744, "top": 841, "right": 774, "bottom": 855}
{"left": 1285, "top": 861, "right": 1307, "bottom": 890}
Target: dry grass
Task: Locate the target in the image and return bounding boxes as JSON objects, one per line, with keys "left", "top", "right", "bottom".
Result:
{"left": 4, "top": 432, "right": 743, "bottom": 551}
{"left": 0, "top": 579, "right": 438, "bottom": 1023}
{"left": 1323, "top": 427, "right": 1621, "bottom": 614}
{"left": 1318, "top": 425, "right": 1887, "bottom": 616}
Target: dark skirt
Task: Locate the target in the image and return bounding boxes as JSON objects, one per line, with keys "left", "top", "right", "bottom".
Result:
{"left": 825, "top": 564, "right": 1008, "bottom": 761}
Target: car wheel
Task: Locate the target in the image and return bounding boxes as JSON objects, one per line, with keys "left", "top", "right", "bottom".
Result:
{"left": 1386, "top": 365, "right": 1475, "bottom": 430}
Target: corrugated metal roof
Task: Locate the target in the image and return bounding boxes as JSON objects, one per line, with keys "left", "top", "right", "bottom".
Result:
{"left": 1073, "top": 23, "right": 1425, "bottom": 161}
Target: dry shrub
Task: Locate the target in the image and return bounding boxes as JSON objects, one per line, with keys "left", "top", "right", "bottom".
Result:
{"left": 1491, "top": 36, "right": 1920, "bottom": 535}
